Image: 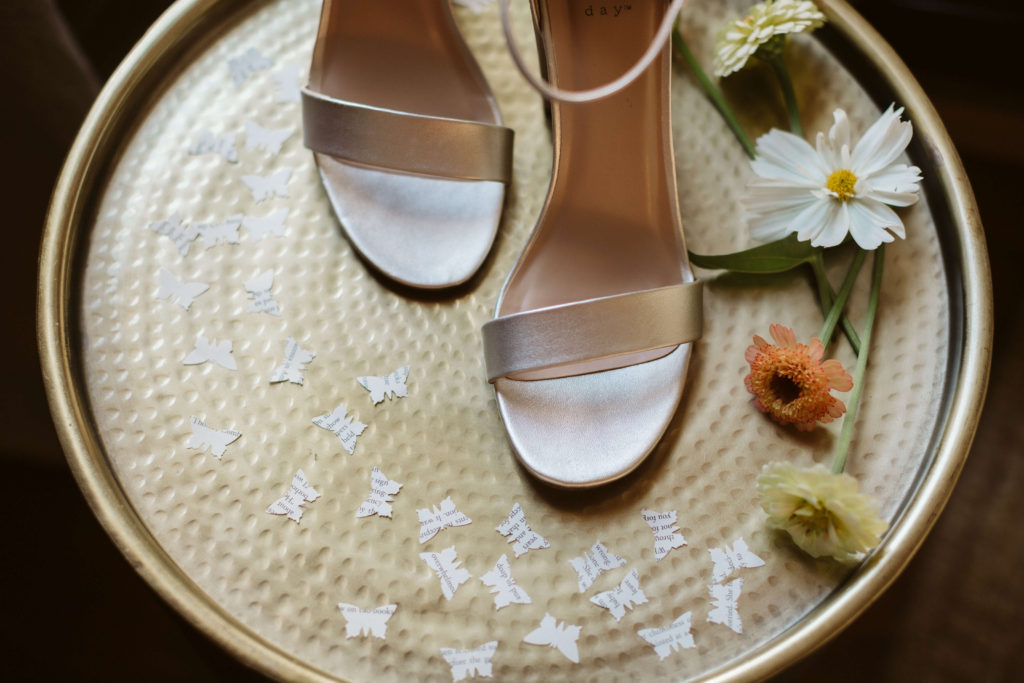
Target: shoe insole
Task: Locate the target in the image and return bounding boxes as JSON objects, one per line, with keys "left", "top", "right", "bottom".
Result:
{"left": 499, "top": 0, "right": 685, "bottom": 315}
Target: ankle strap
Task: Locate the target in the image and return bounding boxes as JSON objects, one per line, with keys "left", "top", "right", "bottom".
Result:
{"left": 499, "top": 0, "right": 687, "bottom": 104}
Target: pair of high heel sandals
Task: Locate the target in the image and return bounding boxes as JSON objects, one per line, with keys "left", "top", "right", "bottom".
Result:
{"left": 303, "top": 0, "right": 701, "bottom": 488}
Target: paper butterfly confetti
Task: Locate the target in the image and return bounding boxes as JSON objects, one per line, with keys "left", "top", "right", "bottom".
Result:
{"left": 637, "top": 612, "right": 696, "bottom": 660}
{"left": 569, "top": 541, "right": 626, "bottom": 593}
{"left": 641, "top": 509, "right": 687, "bottom": 561}
{"left": 242, "top": 208, "right": 289, "bottom": 242}
{"left": 244, "top": 120, "right": 294, "bottom": 156}
{"left": 269, "top": 337, "right": 314, "bottom": 384}
{"left": 187, "top": 130, "right": 237, "bottom": 163}
{"left": 707, "top": 578, "right": 744, "bottom": 634}
{"left": 480, "top": 554, "right": 531, "bottom": 610}
{"left": 357, "top": 366, "right": 410, "bottom": 405}
{"left": 265, "top": 469, "right": 320, "bottom": 523}
{"left": 312, "top": 403, "right": 366, "bottom": 454}
{"left": 186, "top": 416, "right": 241, "bottom": 458}
{"left": 523, "top": 614, "right": 581, "bottom": 663}
{"left": 496, "top": 502, "right": 549, "bottom": 558}
{"left": 242, "top": 168, "right": 291, "bottom": 201}
{"left": 244, "top": 269, "right": 281, "bottom": 316}
{"left": 355, "top": 467, "right": 403, "bottom": 519}
{"left": 337, "top": 602, "right": 397, "bottom": 640}
{"left": 228, "top": 47, "right": 273, "bottom": 85}
{"left": 271, "top": 63, "right": 302, "bottom": 103}
{"left": 183, "top": 335, "right": 237, "bottom": 370}
{"left": 194, "top": 214, "right": 242, "bottom": 249}
{"left": 439, "top": 641, "right": 498, "bottom": 682}
{"left": 419, "top": 546, "right": 472, "bottom": 601}
{"left": 452, "top": 0, "right": 495, "bottom": 14}
{"left": 156, "top": 268, "right": 209, "bottom": 310}
{"left": 709, "top": 537, "right": 765, "bottom": 584}
{"left": 589, "top": 569, "right": 648, "bottom": 621}
{"left": 149, "top": 213, "right": 198, "bottom": 256}
{"left": 417, "top": 496, "right": 472, "bottom": 543}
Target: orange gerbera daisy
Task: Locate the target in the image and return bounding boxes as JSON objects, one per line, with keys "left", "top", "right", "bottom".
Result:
{"left": 744, "top": 324, "right": 853, "bottom": 430}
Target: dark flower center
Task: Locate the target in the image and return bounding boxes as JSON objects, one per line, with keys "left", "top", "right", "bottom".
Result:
{"left": 769, "top": 372, "right": 802, "bottom": 404}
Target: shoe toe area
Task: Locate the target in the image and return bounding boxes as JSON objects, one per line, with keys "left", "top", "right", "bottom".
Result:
{"left": 494, "top": 345, "right": 691, "bottom": 487}
{"left": 317, "top": 155, "right": 503, "bottom": 288}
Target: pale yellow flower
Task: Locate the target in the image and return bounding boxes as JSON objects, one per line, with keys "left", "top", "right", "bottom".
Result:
{"left": 714, "top": 0, "right": 826, "bottom": 77}
{"left": 757, "top": 461, "right": 888, "bottom": 563}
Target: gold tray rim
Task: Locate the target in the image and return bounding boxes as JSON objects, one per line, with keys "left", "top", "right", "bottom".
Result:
{"left": 37, "top": 0, "right": 993, "bottom": 680}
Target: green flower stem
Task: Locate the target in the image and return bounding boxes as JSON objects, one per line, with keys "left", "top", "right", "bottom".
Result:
{"left": 831, "top": 245, "right": 885, "bottom": 474}
{"left": 810, "top": 251, "right": 863, "bottom": 354}
{"left": 671, "top": 27, "right": 757, "bottom": 159}
{"left": 768, "top": 54, "right": 803, "bottom": 137}
{"left": 817, "top": 249, "right": 866, "bottom": 346}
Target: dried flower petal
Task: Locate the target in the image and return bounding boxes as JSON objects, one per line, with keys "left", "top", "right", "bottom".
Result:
{"left": 758, "top": 461, "right": 888, "bottom": 563}
{"left": 744, "top": 324, "right": 852, "bottom": 430}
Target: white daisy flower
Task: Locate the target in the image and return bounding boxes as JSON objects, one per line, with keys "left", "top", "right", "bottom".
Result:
{"left": 714, "top": 0, "right": 826, "bottom": 77}
{"left": 743, "top": 105, "right": 923, "bottom": 250}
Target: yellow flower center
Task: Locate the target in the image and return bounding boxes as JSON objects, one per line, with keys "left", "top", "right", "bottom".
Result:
{"left": 826, "top": 169, "right": 857, "bottom": 201}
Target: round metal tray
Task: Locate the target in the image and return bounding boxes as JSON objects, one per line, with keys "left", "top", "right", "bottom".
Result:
{"left": 39, "top": 0, "right": 991, "bottom": 680}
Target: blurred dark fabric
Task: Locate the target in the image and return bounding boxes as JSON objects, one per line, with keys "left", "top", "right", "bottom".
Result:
{"left": 3, "top": 0, "right": 1021, "bottom": 680}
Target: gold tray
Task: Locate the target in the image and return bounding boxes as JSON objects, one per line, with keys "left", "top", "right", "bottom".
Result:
{"left": 39, "top": 0, "right": 991, "bottom": 680}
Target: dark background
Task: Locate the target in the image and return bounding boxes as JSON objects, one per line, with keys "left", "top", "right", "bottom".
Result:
{"left": 2, "top": 0, "right": 1021, "bottom": 679}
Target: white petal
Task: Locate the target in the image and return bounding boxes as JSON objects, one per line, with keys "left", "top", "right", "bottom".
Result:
{"left": 748, "top": 200, "right": 816, "bottom": 241}
{"left": 816, "top": 131, "right": 838, "bottom": 170}
{"left": 788, "top": 196, "right": 837, "bottom": 244}
{"left": 864, "top": 163, "right": 922, "bottom": 193}
{"left": 864, "top": 188, "right": 920, "bottom": 207}
{"left": 809, "top": 201, "right": 849, "bottom": 248}
{"left": 850, "top": 105, "right": 913, "bottom": 177}
{"left": 752, "top": 129, "right": 830, "bottom": 185}
{"left": 828, "top": 108, "right": 851, "bottom": 151}
{"left": 743, "top": 183, "right": 817, "bottom": 214}
{"left": 847, "top": 199, "right": 902, "bottom": 248}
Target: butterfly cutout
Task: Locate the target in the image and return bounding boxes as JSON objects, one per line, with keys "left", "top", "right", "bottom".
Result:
{"left": 480, "top": 554, "right": 531, "bottom": 610}
{"left": 439, "top": 641, "right": 498, "bottom": 682}
{"left": 186, "top": 416, "right": 241, "bottom": 458}
{"left": 156, "top": 268, "right": 209, "bottom": 310}
{"left": 523, "top": 614, "right": 581, "bottom": 663}
{"left": 243, "top": 208, "right": 289, "bottom": 242}
{"left": 641, "top": 509, "right": 687, "bottom": 561}
{"left": 355, "top": 466, "right": 403, "bottom": 519}
{"left": 496, "top": 502, "right": 549, "bottom": 558}
{"left": 357, "top": 366, "right": 410, "bottom": 405}
{"left": 183, "top": 335, "right": 237, "bottom": 370}
{"left": 244, "top": 269, "right": 281, "bottom": 316}
{"left": 312, "top": 403, "right": 366, "bottom": 454}
{"left": 269, "top": 337, "right": 314, "bottom": 384}
{"left": 589, "top": 568, "right": 648, "bottom": 622}
{"left": 637, "top": 612, "right": 696, "bottom": 660}
{"left": 708, "top": 537, "right": 765, "bottom": 584}
{"left": 337, "top": 602, "right": 397, "bottom": 640}
{"left": 271, "top": 63, "right": 302, "bottom": 103}
{"left": 193, "top": 214, "right": 242, "bottom": 249}
{"left": 228, "top": 47, "right": 273, "bottom": 85}
{"left": 149, "top": 212, "right": 198, "bottom": 256}
{"left": 707, "top": 578, "right": 744, "bottom": 634}
{"left": 187, "top": 130, "right": 237, "bottom": 163}
{"left": 244, "top": 120, "right": 294, "bottom": 156}
{"left": 417, "top": 496, "right": 472, "bottom": 543}
{"left": 419, "top": 546, "right": 471, "bottom": 601}
{"left": 569, "top": 540, "right": 626, "bottom": 593}
{"left": 265, "top": 468, "right": 320, "bottom": 523}
{"left": 242, "top": 168, "right": 291, "bottom": 201}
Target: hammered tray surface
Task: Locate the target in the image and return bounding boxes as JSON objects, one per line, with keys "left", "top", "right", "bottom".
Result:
{"left": 78, "top": 0, "right": 949, "bottom": 680}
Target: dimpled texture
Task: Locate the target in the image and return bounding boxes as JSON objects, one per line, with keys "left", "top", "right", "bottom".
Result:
{"left": 77, "top": 0, "right": 950, "bottom": 680}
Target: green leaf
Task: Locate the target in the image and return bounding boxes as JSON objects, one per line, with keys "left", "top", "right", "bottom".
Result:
{"left": 688, "top": 235, "right": 818, "bottom": 273}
